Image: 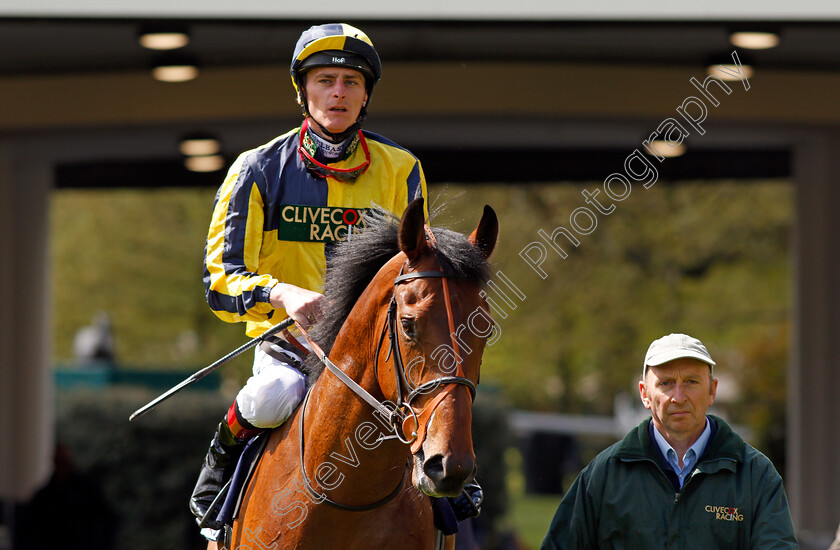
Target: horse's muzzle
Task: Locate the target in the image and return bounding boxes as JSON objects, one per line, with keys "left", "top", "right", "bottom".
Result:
{"left": 416, "top": 451, "right": 476, "bottom": 497}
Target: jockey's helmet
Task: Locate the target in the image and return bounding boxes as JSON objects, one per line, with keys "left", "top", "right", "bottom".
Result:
{"left": 290, "top": 23, "right": 382, "bottom": 109}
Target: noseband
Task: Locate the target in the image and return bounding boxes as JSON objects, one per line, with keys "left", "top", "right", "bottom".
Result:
{"left": 293, "top": 226, "right": 478, "bottom": 511}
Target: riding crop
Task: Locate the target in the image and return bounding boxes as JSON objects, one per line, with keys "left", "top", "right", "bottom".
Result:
{"left": 128, "top": 317, "right": 295, "bottom": 421}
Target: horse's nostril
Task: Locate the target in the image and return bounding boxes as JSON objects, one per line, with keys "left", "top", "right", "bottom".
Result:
{"left": 422, "top": 454, "right": 475, "bottom": 496}
{"left": 423, "top": 454, "right": 445, "bottom": 482}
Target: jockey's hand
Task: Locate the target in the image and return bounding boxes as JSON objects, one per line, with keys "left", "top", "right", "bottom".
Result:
{"left": 269, "top": 283, "right": 325, "bottom": 327}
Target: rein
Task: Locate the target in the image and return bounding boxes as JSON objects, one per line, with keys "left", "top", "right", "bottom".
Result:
{"left": 292, "top": 226, "right": 477, "bottom": 511}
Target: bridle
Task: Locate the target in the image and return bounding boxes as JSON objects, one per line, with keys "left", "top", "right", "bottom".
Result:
{"left": 378, "top": 264, "right": 477, "bottom": 453}
{"left": 293, "top": 226, "right": 478, "bottom": 511}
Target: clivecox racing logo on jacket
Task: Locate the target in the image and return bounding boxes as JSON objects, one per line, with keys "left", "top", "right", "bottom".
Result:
{"left": 705, "top": 505, "right": 745, "bottom": 522}
{"left": 278, "top": 205, "right": 369, "bottom": 242}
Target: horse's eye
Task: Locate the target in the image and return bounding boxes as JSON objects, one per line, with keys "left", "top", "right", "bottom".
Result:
{"left": 400, "top": 318, "right": 416, "bottom": 338}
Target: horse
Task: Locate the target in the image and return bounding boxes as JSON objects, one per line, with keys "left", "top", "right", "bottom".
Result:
{"left": 224, "top": 197, "right": 498, "bottom": 550}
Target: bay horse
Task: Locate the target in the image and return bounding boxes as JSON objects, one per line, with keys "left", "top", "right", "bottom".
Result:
{"left": 223, "top": 198, "right": 498, "bottom": 549}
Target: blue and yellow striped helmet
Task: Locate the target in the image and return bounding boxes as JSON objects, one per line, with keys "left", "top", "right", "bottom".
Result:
{"left": 290, "top": 23, "right": 382, "bottom": 98}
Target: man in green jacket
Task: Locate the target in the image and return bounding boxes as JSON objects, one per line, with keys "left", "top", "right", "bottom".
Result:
{"left": 541, "top": 333, "right": 798, "bottom": 549}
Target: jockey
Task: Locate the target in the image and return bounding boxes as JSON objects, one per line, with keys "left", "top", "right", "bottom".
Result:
{"left": 191, "top": 23, "right": 481, "bottom": 540}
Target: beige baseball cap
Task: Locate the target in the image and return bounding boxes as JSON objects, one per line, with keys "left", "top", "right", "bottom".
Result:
{"left": 643, "top": 333, "right": 715, "bottom": 376}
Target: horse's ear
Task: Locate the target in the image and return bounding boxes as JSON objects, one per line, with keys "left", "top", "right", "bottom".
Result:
{"left": 399, "top": 197, "right": 428, "bottom": 261}
{"left": 468, "top": 205, "right": 498, "bottom": 259}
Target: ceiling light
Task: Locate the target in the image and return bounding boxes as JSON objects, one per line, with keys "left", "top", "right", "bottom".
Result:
{"left": 705, "top": 51, "right": 755, "bottom": 82}
{"left": 180, "top": 136, "right": 221, "bottom": 157}
{"left": 152, "top": 55, "right": 199, "bottom": 82}
{"left": 646, "top": 141, "right": 686, "bottom": 158}
{"left": 185, "top": 155, "right": 225, "bottom": 173}
{"left": 139, "top": 31, "right": 190, "bottom": 51}
{"left": 729, "top": 31, "right": 780, "bottom": 50}
{"left": 706, "top": 63, "right": 754, "bottom": 82}
{"left": 153, "top": 64, "right": 199, "bottom": 82}
{"left": 138, "top": 24, "right": 190, "bottom": 50}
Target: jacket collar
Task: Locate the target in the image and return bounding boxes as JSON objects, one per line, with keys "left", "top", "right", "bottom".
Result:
{"left": 614, "top": 415, "right": 744, "bottom": 465}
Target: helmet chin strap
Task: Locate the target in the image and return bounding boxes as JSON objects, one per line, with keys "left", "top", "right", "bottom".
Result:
{"left": 308, "top": 115, "right": 364, "bottom": 144}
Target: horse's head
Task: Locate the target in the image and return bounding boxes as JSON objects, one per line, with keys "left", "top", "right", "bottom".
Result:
{"left": 377, "top": 198, "right": 498, "bottom": 497}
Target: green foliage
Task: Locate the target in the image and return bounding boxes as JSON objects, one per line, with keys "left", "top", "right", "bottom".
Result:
{"left": 724, "top": 323, "right": 791, "bottom": 471}
{"left": 51, "top": 188, "right": 254, "bottom": 382}
{"left": 55, "top": 386, "right": 228, "bottom": 550}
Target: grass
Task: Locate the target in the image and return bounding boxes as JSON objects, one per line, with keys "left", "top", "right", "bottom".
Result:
{"left": 506, "top": 493, "right": 561, "bottom": 549}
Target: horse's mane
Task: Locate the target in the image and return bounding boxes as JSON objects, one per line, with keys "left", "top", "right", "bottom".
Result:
{"left": 301, "top": 206, "right": 491, "bottom": 381}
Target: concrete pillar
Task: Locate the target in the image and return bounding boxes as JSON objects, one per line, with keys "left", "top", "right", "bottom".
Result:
{"left": 0, "top": 139, "right": 54, "bottom": 508}
{"left": 789, "top": 130, "right": 840, "bottom": 548}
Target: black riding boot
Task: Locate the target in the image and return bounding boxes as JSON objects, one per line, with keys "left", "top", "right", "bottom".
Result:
{"left": 189, "top": 421, "right": 245, "bottom": 530}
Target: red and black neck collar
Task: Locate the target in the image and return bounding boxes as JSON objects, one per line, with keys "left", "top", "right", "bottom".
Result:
{"left": 298, "top": 118, "right": 371, "bottom": 183}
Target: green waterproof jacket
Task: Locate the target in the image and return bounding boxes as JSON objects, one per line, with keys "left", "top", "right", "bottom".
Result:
{"left": 541, "top": 415, "right": 797, "bottom": 550}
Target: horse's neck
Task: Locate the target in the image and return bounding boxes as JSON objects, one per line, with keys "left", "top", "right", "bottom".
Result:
{"left": 317, "top": 257, "right": 400, "bottom": 405}
{"left": 302, "top": 273, "right": 408, "bottom": 503}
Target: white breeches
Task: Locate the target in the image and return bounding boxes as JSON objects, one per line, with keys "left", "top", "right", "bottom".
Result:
{"left": 234, "top": 344, "right": 307, "bottom": 429}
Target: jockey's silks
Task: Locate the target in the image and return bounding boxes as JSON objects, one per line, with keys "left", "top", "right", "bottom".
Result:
{"left": 204, "top": 125, "right": 428, "bottom": 337}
